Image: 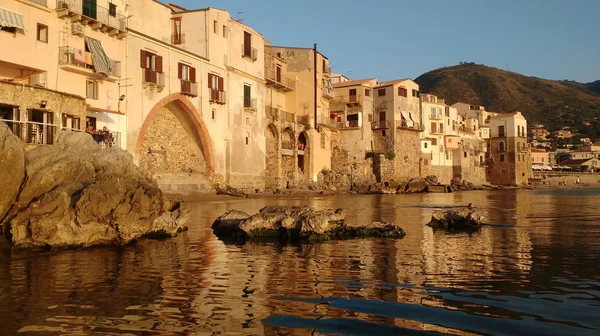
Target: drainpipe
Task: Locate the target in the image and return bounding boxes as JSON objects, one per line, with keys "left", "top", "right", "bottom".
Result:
{"left": 313, "top": 43, "right": 317, "bottom": 131}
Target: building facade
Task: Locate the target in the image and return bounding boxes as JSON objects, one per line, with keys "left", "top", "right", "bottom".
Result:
{"left": 487, "top": 112, "right": 531, "bottom": 186}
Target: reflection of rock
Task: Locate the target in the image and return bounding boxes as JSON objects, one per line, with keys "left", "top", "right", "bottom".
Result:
{"left": 0, "top": 129, "right": 189, "bottom": 250}
{"left": 427, "top": 209, "right": 483, "bottom": 231}
{"left": 212, "top": 206, "right": 406, "bottom": 241}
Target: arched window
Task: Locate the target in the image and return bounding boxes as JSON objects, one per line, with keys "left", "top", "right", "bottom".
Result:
{"left": 498, "top": 141, "right": 505, "bottom": 152}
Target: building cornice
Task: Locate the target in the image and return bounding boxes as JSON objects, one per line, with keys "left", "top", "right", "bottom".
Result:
{"left": 226, "top": 66, "right": 264, "bottom": 82}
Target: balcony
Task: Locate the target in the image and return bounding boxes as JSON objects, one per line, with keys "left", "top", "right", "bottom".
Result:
{"left": 58, "top": 46, "right": 121, "bottom": 79}
{"left": 244, "top": 98, "right": 257, "bottom": 111}
{"left": 142, "top": 69, "right": 165, "bottom": 90}
{"left": 371, "top": 120, "right": 391, "bottom": 130}
{"left": 332, "top": 94, "right": 364, "bottom": 107}
{"left": 396, "top": 120, "right": 424, "bottom": 132}
{"left": 28, "top": 0, "right": 48, "bottom": 6}
{"left": 265, "top": 67, "right": 295, "bottom": 92}
{"left": 322, "top": 86, "right": 334, "bottom": 99}
{"left": 281, "top": 110, "right": 296, "bottom": 123}
{"left": 242, "top": 45, "right": 258, "bottom": 61}
{"left": 171, "top": 33, "right": 185, "bottom": 45}
{"left": 56, "top": 0, "right": 127, "bottom": 38}
{"left": 338, "top": 120, "right": 360, "bottom": 129}
{"left": 266, "top": 105, "right": 279, "bottom": 120}
{"left": 297, "top": 115, "right": 309, "bottom": 125}
{"left": 429, "top": 113, "right": 443, "bottom": 120}
{"left": 209, "top": 89, "right": 226, "bottom": 104}
{"left": 181, "top": 80, "right": 198, "bottom": 97}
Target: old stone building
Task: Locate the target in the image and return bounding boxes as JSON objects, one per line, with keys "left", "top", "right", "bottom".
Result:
{"left": 487, "top": 112, "right": 532, "bottom": 186}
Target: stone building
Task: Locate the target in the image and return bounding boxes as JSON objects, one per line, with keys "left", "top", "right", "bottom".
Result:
{"left": 125, "top": 2, "right": 267, "bottom": 192}
{"left": 487, "top": 112, "right": 532, "bottom": 186}
{"left": 265, "top": 45, "right": 335, "bottom": 183}
{"left": 371, "top": 79, "right": 423, "bottom": 182}
{"left": 0, "top": 0, "right": 127, "bottom": 147}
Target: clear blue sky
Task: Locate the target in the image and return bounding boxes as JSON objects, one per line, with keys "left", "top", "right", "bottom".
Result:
{"left": 177, "top": 0, "right": 600, "bottom": 83}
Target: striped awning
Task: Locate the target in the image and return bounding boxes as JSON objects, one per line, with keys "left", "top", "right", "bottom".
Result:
{"left": 0, "top": 8, "right": 25, "bottom": 30}
{"left": 84, "top": 36, "right": 110, "bottom": 78}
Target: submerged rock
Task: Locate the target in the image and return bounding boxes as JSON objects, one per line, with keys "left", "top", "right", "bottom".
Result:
{"left": 212, "top": 205, "right": 406, "bottom": 241}
{"left": 427, "top": 209, "right": 483, "bottom": 231}
{"left": 0, "top": 126, "right": 189, "bottom": 250}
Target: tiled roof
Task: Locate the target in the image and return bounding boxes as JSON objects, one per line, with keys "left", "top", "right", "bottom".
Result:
{"left": 332, "top": 78, "right": 377, "bottom": 88}
{"left": 376, "top": 78, "right": 413, "bottom": 87}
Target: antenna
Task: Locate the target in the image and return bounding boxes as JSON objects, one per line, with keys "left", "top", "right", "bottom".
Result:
{"left": 236, "top": 11, "right": 244, "bottom": 23}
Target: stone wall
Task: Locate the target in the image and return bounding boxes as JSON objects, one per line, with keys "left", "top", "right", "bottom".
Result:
{"left": 393, "top": 129, "right": 422, "bottom": 182}
{"left": 265, "top": 125, "right": 281, "bottom": 189}
{"left": 139, "top": 107, "right": 207, "bottom": 175}
{"left": 487, "top": 138, "right": 525, "bottom": 186}
{"left": 228, "top": 173, "right": 265, "bottom": 192}
{"left": 431, "top": 166, "right": 453, "bottom": 184}
{"left": 282, "top": 154, "right": 297, "bottom": 188}
{"left": 0, "top": 81, "right": 86, "bottom": 136}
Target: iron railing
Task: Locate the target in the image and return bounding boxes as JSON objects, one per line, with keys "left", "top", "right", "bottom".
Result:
{"left": 209, "top": 89, "right": 226, "bottom": 104}
{"left": 57, "top": 0, "right": 127, "bottom": 31}
{"left": 3, "top": 120, "right": 56, "bottom": 145}
{"left": 264, "top": 67, "right": 296, "bottom": 91}
{"left": 59, "top": 46, "right": 121, "bottom": 77}
{"left": 181, "top": 80, "right": 198, "bottom": 96}
{"left": 29, "top": 0, "right": 48, "bottom": 6}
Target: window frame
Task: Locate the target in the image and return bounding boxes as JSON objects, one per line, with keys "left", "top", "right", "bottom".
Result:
{"left": 86, "top": 80, "right": 98, "bottom": 100}
{"left": 37, "top": 23, "right": 48, "bottom": 43}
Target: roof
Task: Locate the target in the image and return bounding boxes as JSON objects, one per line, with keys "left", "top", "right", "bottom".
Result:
{"left": 490, "top": 111, "right": 526, "bottom": 120}
{"left": 332, "top": 78, "right": 377, "bottom": 88}
{"left": 559, "top": 158, "right": 597, "bottom": 166}
{"left": 376, "top": 78, "right": 414, "bottom": 87}
{"left": 265, "top": 45, "right": 328, "bottom": 59}
{"left": 530, "top": 148, "right": 547, "bottom": 153}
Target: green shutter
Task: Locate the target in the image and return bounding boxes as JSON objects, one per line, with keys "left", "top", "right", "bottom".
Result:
{"left": 244, "top": 85, "right": 251, "bottom": 107}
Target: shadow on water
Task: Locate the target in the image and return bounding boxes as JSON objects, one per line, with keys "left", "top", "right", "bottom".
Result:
{"left": 0, "top": 190, "right": 599, "bottom": 335}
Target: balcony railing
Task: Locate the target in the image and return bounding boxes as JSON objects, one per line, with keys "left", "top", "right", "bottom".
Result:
{"left": 429, "top": 113, "right": 443, "bottom": 120}
{"left": 322, "top": 86, "right": 334, "bottom": 99}
{"left": 171, "top": 33, "right": 185, "bottom": 45}
{"left": 371, "top": 120, "right": 390, "bottom": 130}
{"left": 396, "top": 120, "right": 424, "bottom": 131}
{"left": 3, "top": 120, "right": 56, "bottom": 145}
{"left": 338, "top": 120, "right": 360, "bottom": 129}
{"left": 142, "top": 69, "right": 165, "bottom": 89}
{"left": 181, "top": 80, "right": 198, "bottom": 97}
{"left": 244, "top": 98, "right": 257, "bottom": 111}
{"left": 242, "top": 45, "right": 258, "bottom": 61}
{"left": 59, "top": 46, "right": 121, "bottom": 78}
{"left": 28, "top": 0, "right": 48, "bottom": 6}
{"left": 266, "top": 106, "right": 279, "bottom": 119}
{"left": 57, "top": 0, "right": 128, "bottom": 32}
{"left": 209, "top": 89, "right": 226, "bottom": 104}
{"left": 332, "top": 94, "right": 364, "bottom": 106}
{"left": 281, "top": 110, "right": 296, "bottom": 123}
{"left": 264, "top": 67, "right": 295, "bottom": 92}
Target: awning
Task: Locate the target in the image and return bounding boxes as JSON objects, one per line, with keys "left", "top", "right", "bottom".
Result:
{"left": 84, "top": 36, "right": 111, "bottom": 77}
{"left": 400, "top": 110, "right": 413, "bottom": 127}
{"left": 408, "top": 111, "right": 418, "bottom": 125}
{"left": 0, "top": 8, "right": 25, "bottom": 30}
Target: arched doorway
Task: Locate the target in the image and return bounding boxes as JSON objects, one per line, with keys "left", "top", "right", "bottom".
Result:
{"left": 265, "top": 124, "right": 280, "bottom": 189}
{"left": 298, "top": 131, "right": 310, "bottom": 180}
{"left": 281, "top": 127, "right": 295, "bottom": 188}
{"left": 136, "top": 93, "right": 214, "bottom": 179}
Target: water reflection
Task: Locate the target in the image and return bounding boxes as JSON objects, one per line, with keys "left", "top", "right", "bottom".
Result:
{"left": 0, "top": 190, "right": 598, "bottom": 335}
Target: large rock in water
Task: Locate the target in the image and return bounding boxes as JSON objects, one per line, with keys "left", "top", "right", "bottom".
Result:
{"left": 0, "top": 128, "right": 189, "bottom": 250}
{"left": 427, "top": 209, "right": 483, "bottom": 231}
{"left": 212, "top": 206, "right": 406, "bottom": 241}
{"left": 0, "top": 123, "right": 25, "bottom": 223}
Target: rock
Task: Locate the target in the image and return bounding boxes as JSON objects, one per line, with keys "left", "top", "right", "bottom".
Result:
{"left": 0, "top": 123, "right": 25, "bottom": 226}
{"left": 403, "top": 178, "right": 428, "bottom": 193}
{"left": 427, "top": 209, "right": 483, "bottom": 231}
{"left": 211, "top": 206, "right": 406, "bottom": 241}
{"left": 1, "top": 130, "right": 189, "bottom": 250}
{"left": 215, "top": 184, "right": 248, "bottom": 197}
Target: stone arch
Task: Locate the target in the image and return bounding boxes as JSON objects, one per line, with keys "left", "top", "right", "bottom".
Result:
{"left": 265, "top": 124, "right": 280, "bottom": 189}
{"left": 498, "top": 140, "right": 505, "bottom": 153}
{"left": 136, "top": 93, "right": 214, "bottom": 175}
{"left": 298, "top": 131, "right": 310, "bottom": 180}
{"left": 281, "top": 127, "right": 296, "bottom": 188}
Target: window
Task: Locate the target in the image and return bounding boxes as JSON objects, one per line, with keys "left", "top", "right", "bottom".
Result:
{"left": 245, "top": 116, "right": 251, "bottom": 126}
{"left": 349, "top": 88, "right": 356, "bottom": 96}
{"left": 424, "top": 143, "right": 428, "bottom": 149}
{"left": 378, "top": 89, "right": 386, "bottom": 96}
{"left": 62, "top": 114, "right": 81, "bottom": 131}
{"left": 172, "top": 18, "right": 182, "bottom": 45}
{"left": 431, "top": 138, "right": 437, "bottom": 145}
{"left": 208, "top": 73, "right": 224, "bottom": 103}
{"left": 243, "top": 84, "right": 252, "bottom": 108}
{"left": 382, "top": 130, "right": 386, "bottom": 136}
{"left": 445, "top": 106, "right": 450, "bottom": 117}
{"left": 223, "top": 25, "right": 227, "bottom": 38}
{"left": 368, "top": 114, "right": 373, "bottom": 122}
{"left": 86, "top": 80, "right": 98, "bottom": 99}
{"left": 365, "top": 89, "right": 370, "bottom": 97}
{"left": 322, "top": 59, "right": 327, "bottom": 73}
{"left": 82, "top": 0, "right": 97, "bottom": 19}
{"left": 140, "top": 50, "right": 162, "bottom": 72}
{"left": 498, "top": 141, "right": 505, "bottom": 152}
{"left": 212, "top": 109, "right": 216, "bottom": 120}
{"left": 398, "top": 87, "right": 407, "bottom": 97}
{"left": 412, "top": 89, "right": 419, "bottom": 97}
{"left": 439, "top": 123, "right": 443, "bottom": 133}
{"left": 500, "top": 154, "right": 505, "bottom": 162}
{"left": 430, "top": 122, "right": 436, "bottom": 134}
{"left": 109, "top": 3, "right": 117, "bottom": 17}
{"left": 446, "top": 151, "right": 449, "bottom": 160}
{"left": 178, "top": 63, "right": 196, "bottom": 82}
{"left": 498, "top": 125, "right": 505, "bottom": 137}
{"left": 464, "top": 151, "right": 467, "bottom": 158}
{"left": 245, "top": 135, "right": 249, "bottom": 145}
{"left": 243, "top": 31, "right": 252, "bottom": 58}
{"left": 213, "top": 20, "right": 218, "bottom": 34}
{"left": 37, "top": 24, "right": 48, "bottom": 43}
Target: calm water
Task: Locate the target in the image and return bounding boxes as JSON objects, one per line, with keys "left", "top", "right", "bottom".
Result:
{"left": 1, "top": 189, "right": 599, "bottom": 335}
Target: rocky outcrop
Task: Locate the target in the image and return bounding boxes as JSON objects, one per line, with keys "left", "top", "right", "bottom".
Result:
{"left": 427, "top": 209, "right": 483, "bottom": 231}
{"left": 215, "top": 184, "right": 248, "bottom": 197}
{"left": 0, "top": 123, "right": 25, "bottom": 224}
{"left": 212, "top": 206, "right": 406, "bottom": 241}
{"left": 0, "top": 125, "right": 189, "bottom": 250}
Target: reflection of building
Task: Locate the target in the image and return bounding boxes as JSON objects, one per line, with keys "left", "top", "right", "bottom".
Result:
{"left": 0, "top": 0, "right": 127, "bottom": 146}
{"left": 487, "top": 112, "right": 532, "bottom": 186}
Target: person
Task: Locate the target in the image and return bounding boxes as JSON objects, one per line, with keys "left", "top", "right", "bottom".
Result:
{"left": 467, "top": 203, "right": 475, "bottom": 210}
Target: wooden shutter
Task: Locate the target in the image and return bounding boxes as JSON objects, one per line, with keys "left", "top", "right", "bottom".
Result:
{"left": 208, "top": 74, "right": 213, "bottom": 88}
{"left": 190, "top": 67, "right": 196, "bottom": 83}
{"left": 140, "top": 50, "right": 147, "bottom": 68}
{"left": 243, "top": 31, "right": 251, "bottom": 56}
{"left": 178, "top": 63, "right": 183, "bottom": 79}
{"left": 218, "top": 76, "right": 223, "bottom": 91}
{"left": 156, "top": 55, "right": 163, "bottom": 73}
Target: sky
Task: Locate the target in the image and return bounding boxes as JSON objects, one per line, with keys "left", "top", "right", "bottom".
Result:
{"left": 178, "top": 0, "right": 600, "bottom": 83}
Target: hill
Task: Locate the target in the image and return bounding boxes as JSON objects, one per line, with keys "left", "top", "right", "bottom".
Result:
{"left": 414, "top": 64, "right": 600, "bottom": 135}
